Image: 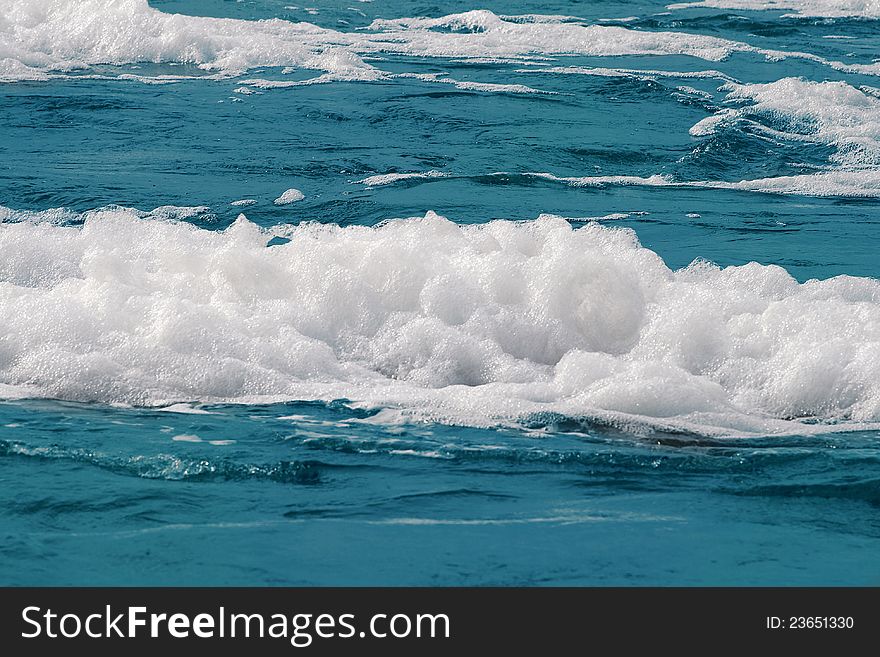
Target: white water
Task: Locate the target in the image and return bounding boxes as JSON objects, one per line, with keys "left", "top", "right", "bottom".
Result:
{"left": 2, "top": 207, "right": 880, "bottom": 437}
{"left": 690, "top": 78, "right": 880, "bottom": 196}
{"left": 2, "top": 3, "right": 879, "bottom": 84}
{"left": 372, "top": 77, "right": 880, "bottom": 199}
{"left": 669, "top": 1, "right": 880, "bottom": 18}
{"left": 356, "top": 171, "right": 448, "bottom": 187}
{"left": 0, "top": 0, "right": 381, "bottom": 82}
{"left": 274, "top": 189, "right": 305, "bottom": 205}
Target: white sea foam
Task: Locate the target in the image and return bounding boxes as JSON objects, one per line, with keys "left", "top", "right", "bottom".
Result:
{"left": 530, "top": 172, "right": 675, "bottom": 187}
{"left": 158, "top": 403, "right": 215, "bottom": 414}
{"left": 669, "top": 1, "right": 880, "bottom": 19}
{"left": 526, "top": 169, "right": 880, "bottom": 198}
{"left": 360, "top": 11, "right": 880, "bottom": 77}
{"left": 691, "top": 78, "right": 880, "bottom": 164}
{"left": 149, "top": 205, "right": 211, "bottom": 220}
{"left": 354, "top": 170, "right": 674, "bottom": 190}
{"left": 0, "top": 204, "right": 211, "bottom": 224}
{"left": 2, "top": 208, "right": 880, "bottom": 437}
{"left": 172, "top": 434, "right": 203, "bottom": 443}
{"left": 2, "top": 3, "right": 878, "bottom": 86}
{"left": 518, "top": 65, "right": 738, "bottom": 83}
{"left": 690, "top": 77, "right": 880, "bottom": 196}
{"left": 274, "top": 189, "right": 305, "bottom": 205}
{"left": 391, "top": 72, "right": 552, "bottom": 95}
{"left": 364, "top": 11, "right": 737, "bottom": 61}
{"left": 356, "top": 171, "right": 448, "bottom": 187}
{"left": 541, "top": 211, "right": 650, "bottom": 222}
{"left": 239, "top": 75, "right": 339, "bottom": 89}
{"left": 716, "top": 171, "right": 880, "bottom": 195}
{"left": 0, "top": 0, "right": 382, "bottom": 82}
{"left": 493, "top": 78, "right": 880, "bottom": 198}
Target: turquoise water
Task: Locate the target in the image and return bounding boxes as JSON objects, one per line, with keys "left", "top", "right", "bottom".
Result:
{"left": 2, "top": 0, "right": 880, "bottom": 585}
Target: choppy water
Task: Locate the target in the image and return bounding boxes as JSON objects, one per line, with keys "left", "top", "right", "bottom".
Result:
{"left": 2, "top": 0, "right": 880, "bottom": 585}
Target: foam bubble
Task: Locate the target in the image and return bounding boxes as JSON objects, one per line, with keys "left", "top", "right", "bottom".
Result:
{"left": 518, "top": 65, "right": 737, "bottom": 83}
{"left": 355, "top": 171, "right": 448, "bottom": 187}
{"left": 669, "top": 1, "right": 880, "bottom": 19}
{"left": 492, "top": 78, "right": 880, "bottom": 198}
{"left": 172, "top": 434, "right": 203, "bottom": 443}
{"left": 274, "top": 189, "right": 305, "bottom": 205}
{"left": 2, "top": 4, "right": 878, "bottom": 86}
{"left": 392, "top": 72, "right": 552, "bottom": 95}
{"left": 530, "top": 173, "right": 675, "bottom": 187}
{"left": 2, "top": 208, "right": 880, "bottom": 437}
{"left": 158, "top": 403, "right": 215, "bottom": 415}
{"left": 0, "top": 0, "right": 382, "bottom": 82}
{"left": 362, "top": 10, "right": 880, "bottom": 77}
{"left": 690, "top": 78, "right": 880, "bottom": 196}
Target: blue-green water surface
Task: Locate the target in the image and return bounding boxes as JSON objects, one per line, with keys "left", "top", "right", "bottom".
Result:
{"left": 2, "top": 0, "right": 880, "bottom": 585}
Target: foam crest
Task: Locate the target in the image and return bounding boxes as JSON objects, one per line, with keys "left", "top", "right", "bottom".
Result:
{"left": 356, "top": 171, "right": 448, "bottom": 187}
{"left": 691, "top": 78, "right": 880, "bottom": 195}
{"left": 362, "top": 10, "right": 880, "bottom": 78}
{"left": 2, "top": 4, "right": 877, "bottom": 84}
{"left": 669, "top": 1, "right": 880, "bottom": 19}
{"left": 0, "top": 0, "right": 381, "bottom": 82}
{"left": 2, "top": 208, "right": 880, "bottom": 437}
{"left": 518, "top": 65, "right": 737, "bottom": 83}
{"left": 365, "top": 10, "right": 738, "bottom": 61}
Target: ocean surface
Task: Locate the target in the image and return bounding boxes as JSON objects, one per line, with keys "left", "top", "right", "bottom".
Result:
{"left": 2, "top": 0, "right": 880, "bottom": 585}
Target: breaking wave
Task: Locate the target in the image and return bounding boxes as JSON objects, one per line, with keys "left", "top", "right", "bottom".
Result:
{"left": 2, "top": 207, "right": 880, "bottom": 437}
{"left": 2, "top": 2, "right": 879, "bottom": 84}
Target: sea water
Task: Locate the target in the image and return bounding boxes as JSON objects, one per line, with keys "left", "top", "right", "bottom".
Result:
{"left": 1, "top": 0, "right": 880, "bottom": 585}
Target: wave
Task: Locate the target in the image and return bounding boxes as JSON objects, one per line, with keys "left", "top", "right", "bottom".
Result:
{"left": 356, "top": 171, "right": 449, "bottom": 187}
{"left": 538, "top": 77, "right": 880, "bottom": 197}
{"left": 2, "top": 207, "right": 880, "bottom": 437}
{"left": 363, "top": 77, "right": 880, "bottom": 198}
{"left": 517, "top": 65, "right": 738, "bottom": 83}
{"left": 2, "top": 3, "right": 879, "bottom": 85}
{"left": 530, "top": 75, "right": 880, "bottom": 196}
{"left": 689, "top": 77, "right": 880, "bottom": 195}
{"left": 0, "top": 439, "right": 324, "bottom": 484}
{"left": 0, "top": 0, "right": 380, "bottom": 83}
{"left": 669, "top": 1, "right": 880, "bottom": 19}
{"left": 365, "top": 169, "right": 880, "bottom": 198}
